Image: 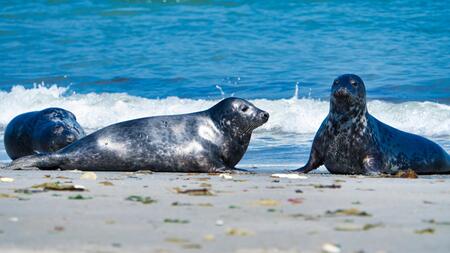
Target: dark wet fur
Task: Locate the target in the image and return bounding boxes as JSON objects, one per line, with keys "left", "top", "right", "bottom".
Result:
{"left": 4, "top": 108, "right": 86, "bottom": 160}
{"left": 6, "top": 98, "right": 269, "bottom": 172}
{"left": 296, "top": 74, "right": 450, "bottom": 175}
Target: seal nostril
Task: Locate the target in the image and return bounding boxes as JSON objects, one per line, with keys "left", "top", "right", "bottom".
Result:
{"left": 262, "top": 112, "right": 269, "bottom": 119}
{"left": 66, "top": 135, "right": 75, "bottom": 143}
{"left": 334, "top": 87, "right": 348, "bottom": 97}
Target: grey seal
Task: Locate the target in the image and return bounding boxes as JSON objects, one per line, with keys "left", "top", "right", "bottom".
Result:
{"left": 295, "top": 74, "right": 450, "bottom": 175}
{"left": 4, "top": 108, "right": 86, "bottom": 160}
{"left": 7, "top": 98, "right": 269, "bottom": 172}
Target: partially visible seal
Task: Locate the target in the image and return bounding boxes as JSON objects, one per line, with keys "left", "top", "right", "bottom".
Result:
{"left": 8, "top": 98, "right": 269, "bottom": 172}
{"left": 4, "top": 108, "right": 86, "bottom": 160}
{"left": 295, "top": 74, "right": 450, "bottom": 175}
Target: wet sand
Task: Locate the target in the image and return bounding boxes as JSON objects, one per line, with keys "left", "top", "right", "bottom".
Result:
{"left": 0, "top": 169, "right": 449, "bottom": 253}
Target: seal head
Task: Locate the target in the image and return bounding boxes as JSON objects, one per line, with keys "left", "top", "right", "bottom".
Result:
{"left": 210, "top": 97, "right": 269, "bottom": 138}
{"left": 32, "top": 108, "right": 85, "bottom": 153}
{"left": 331, "top": 74, "right": 365, "bottom": 109}
{"left": 4, "top": 107, "right": 85, "bottom": 160}
{"left": 209, "top": 98, "right": 269, "bottom": 168}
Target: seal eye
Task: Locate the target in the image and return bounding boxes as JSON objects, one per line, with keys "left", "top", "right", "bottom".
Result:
{"left": 241, "top": 105, "right": 249, "bottom": 112}
{"left": 333, "top": 79, "right": 339, "bottom": 85}
{"left": 350, "top": 80, "right": 358, "bottom": 87}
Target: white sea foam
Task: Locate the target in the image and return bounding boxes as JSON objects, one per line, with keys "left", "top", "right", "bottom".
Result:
{"left": 0, "top": 85, "right": 449, "bottom": 137}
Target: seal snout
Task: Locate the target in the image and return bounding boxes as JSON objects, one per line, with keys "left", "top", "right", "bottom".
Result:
{"left": 333, "top": 87, "right": 350, "bottom": 98}
{"left": 259, "top": 110, "right": 270, "bottom": 123}
{"left": 261, "top": 111, "right": 269, "bottom": 120}
{"left": 53, "top": 125, "right": 65, "bottom": 134}
{"left": 66, "top": 134, "right": 76, "bottom": 143}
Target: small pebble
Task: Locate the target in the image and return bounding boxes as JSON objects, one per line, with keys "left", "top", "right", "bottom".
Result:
{"left": 322, "top": 243, "right": 341, "bottom": 253}
{"left": 0, "top": 177, "right": 14, "bottom": 183}
{"left": 216, "top": 219, "right": 224, "bottom": 226}
{"left": 80, "top": 172, "right": 97, "bottom": 180}
{"left": 9, "top": 217, "right": 19, "bottom": 222}
{"left": 219, "top": 174, "right": 233, "bottom": 180}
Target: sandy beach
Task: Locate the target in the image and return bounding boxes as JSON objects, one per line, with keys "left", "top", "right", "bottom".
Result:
{"left": 0, "top": 169, "right": 449, "bottom": 253}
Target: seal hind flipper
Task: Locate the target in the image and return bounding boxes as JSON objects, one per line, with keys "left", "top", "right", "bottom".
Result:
{"left": 362, "top": 154, "right": 384, "bottom": 175}
{"left": 6, "top": 154, "right": 63, "bottom": 170}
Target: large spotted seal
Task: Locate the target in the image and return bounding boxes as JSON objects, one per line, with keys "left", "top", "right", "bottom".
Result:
{"left": 7, "top": 98, "right": 269, "bottom": 172}
{"left": 4, "top": 108, "right": 86, "bottom": 160}
{"left": 295, "top": 74, "right": 450, "bottom": 175}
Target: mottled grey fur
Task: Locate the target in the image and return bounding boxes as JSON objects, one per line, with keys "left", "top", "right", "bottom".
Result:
{"left": 4, "top": 108, "right": 85, "bottom": 160}
{"left": 296, "top": 74, "right": 450, "bottom": 175}
{"left": 7, "top": 98, "right": 269, "bottom": 172}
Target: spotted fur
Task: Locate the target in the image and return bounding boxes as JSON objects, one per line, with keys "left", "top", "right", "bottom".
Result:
{"left": 295, "top": 74, "right": 450, "bottom": 175}
{"left": 6, "top": 98, "right": 269, "bottom": 172}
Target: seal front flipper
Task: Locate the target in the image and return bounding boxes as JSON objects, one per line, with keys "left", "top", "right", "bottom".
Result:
{"left": 209, "top": 163, "right": 235, "bottom": 173}
{"left": 293, "top": 147, "right": 324, "bottom": 173}
{"left": 6, "top": 154, "right": 64, "bottom": 170}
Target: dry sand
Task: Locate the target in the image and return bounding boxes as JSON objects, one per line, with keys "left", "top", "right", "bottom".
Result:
{"left": 0, "top": 169, "right": 449, "bottom": 253}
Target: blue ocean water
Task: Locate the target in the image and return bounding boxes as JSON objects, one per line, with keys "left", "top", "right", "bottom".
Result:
{"left": 0, "top": 0, "right": 449, "bottom": 170}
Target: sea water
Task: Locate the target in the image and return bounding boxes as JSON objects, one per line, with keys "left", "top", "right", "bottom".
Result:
{"left": 0, "top": 1, "right": 449, "bottom": 171}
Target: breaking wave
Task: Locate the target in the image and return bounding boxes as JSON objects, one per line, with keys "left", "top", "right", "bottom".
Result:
{"left": 0, "top": 85, "right": 449, "bottom": 137}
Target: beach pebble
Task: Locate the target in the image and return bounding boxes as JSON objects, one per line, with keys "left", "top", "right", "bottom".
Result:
{"left": 271, "top": 174, "right": 308, "bottom": 179}
{"left": 0, "top": 177, "right": 15, "bottom": 183}
{"left": 322, "top": 243, "right": 341, "bottom": 253}
{"left": 219, "top": 173, "right": 233, "bottom": 180}
{"left": 9, "top": 217, "right": 19, "bottom": 222}
{"left": 80, "top": 172, "right": 97, "bottom": 180}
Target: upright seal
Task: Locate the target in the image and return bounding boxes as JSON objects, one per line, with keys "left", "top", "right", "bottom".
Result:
{"left": 4, "top": 108, "right": 86, "bottom": 160}
{"left": 295, "top": 74, "right": 450, "bottom": 175}
{"left": 7, "top": 98, "right": 269, "bottom": 172}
